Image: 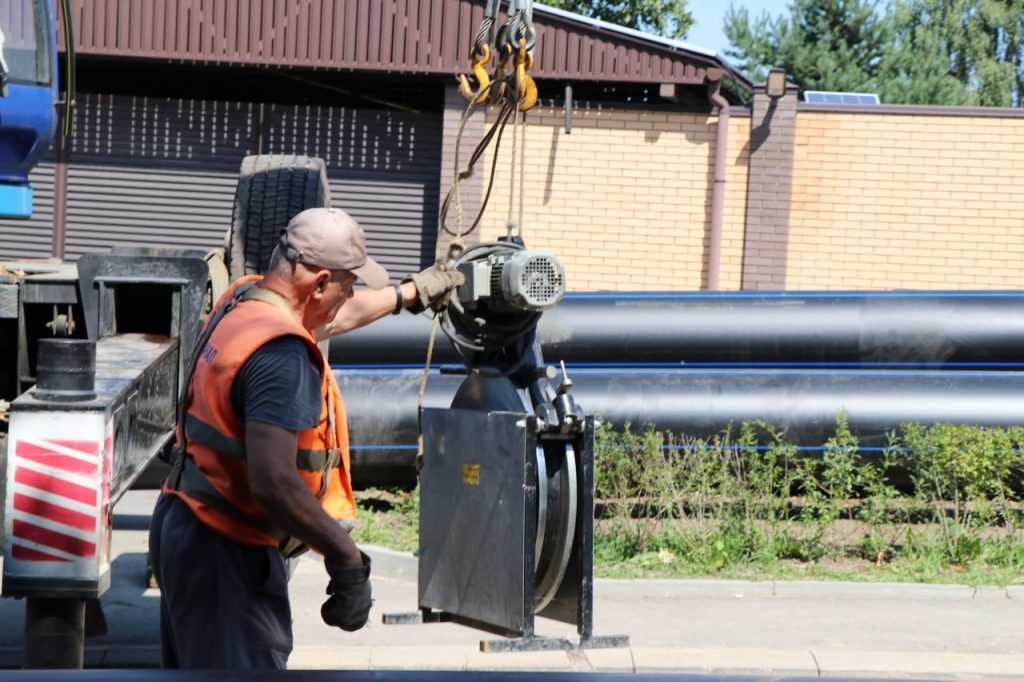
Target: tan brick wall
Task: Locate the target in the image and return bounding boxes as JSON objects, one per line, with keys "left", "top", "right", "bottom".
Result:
{"left": 788, "top": 112, "right": 1024, "bottom": 290}
{"left": 477, "top": 102, "right": 750, "bottom": 291}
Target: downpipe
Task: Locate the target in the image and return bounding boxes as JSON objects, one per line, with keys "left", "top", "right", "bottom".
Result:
{"left": 706, "top": 77, "right": 730, "bottom": 291}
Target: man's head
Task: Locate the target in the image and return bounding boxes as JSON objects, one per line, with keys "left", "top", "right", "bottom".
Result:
{"left": 269, "top": 207, "right": 389, "bottom": 329}
{"left": 280, "top": 207, "right": 389, "bottom": 288}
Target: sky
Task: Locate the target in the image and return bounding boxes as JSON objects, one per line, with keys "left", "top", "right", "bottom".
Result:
{"left": 686, "top": 0, "right": 791, "bottom": 55}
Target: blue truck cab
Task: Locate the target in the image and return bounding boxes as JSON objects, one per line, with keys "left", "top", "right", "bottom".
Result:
{"left": 0, "top": 0, "right": 59, "bottom": 218}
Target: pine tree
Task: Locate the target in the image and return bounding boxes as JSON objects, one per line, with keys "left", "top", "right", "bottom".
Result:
{"left": 884, "top": 0, "right": 1024, "bottom": 106}
{"left": 877, "top": 1, "right": 978, "bottom": 104}
{"left": 724, "top": 0, "right": 890, "bottom": 91}
{"left": 723, "top": 0, "right": 1024, "bottom": 106}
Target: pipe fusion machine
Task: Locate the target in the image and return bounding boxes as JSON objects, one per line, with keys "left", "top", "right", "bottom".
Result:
{"left": 385, "top": 239, "right": 627, "bottom": 652}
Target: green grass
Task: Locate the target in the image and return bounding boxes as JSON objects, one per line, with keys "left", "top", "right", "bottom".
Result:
{"left": 350, "top": 489, "right": 420, "bottom": 553}
{"left": 592, "top": 525, "right": 1024, "bottom": 586}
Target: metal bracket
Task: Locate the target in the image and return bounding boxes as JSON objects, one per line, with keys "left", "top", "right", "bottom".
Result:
{"left": 481, "top": 633, "right": 630, "bottom": 653}
{"left": 381, "top": 609, "right": 451, "bottom": 625}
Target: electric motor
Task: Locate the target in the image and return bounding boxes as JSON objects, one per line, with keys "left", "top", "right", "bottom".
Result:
{"left": 458, "top": 247, "right": 565, "bottom": 313}
{"left": 441, "top": 240, "right": 565, "bottom": 362}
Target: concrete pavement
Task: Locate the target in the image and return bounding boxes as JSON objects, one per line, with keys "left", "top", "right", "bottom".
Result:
{"left": 0, "top": 490, "right": 1021, "bottom": 680}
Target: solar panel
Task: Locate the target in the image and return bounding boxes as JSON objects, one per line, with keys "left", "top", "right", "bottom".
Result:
{"left": 804, "top": 90, "right": 880, "bottom": 105}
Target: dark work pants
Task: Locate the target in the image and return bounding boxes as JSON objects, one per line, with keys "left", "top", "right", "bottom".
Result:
{"left": 148, "top": 494, "right": 293, "bottom": 669}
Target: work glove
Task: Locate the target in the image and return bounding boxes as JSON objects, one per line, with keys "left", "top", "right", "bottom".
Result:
{"left": 405, "top": 263, "right": 465, "bottom": 314}
{"left": 321, "top": 551, "right": 373, "bottom": 632}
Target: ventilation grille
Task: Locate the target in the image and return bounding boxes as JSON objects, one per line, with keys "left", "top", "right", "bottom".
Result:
{"left": 521, "top": 256, "right": 562, "bottom": 306}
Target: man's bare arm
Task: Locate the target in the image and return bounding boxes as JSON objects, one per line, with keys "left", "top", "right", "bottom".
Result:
{"left": 316, "top": 281, "right": 416, "bottom": 340}
{"left": 246, "top": 421, "right": 362, "bottom": 567}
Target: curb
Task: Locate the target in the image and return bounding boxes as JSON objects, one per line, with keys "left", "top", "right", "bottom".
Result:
{"left": 4, "top": 645, "right": 1018, "bottom": 679}
{"left": 361, "top": 544, "right": 419, "bottom": 583}
{"left": 361, "top": 545, "right": 1020, "bottom": 600}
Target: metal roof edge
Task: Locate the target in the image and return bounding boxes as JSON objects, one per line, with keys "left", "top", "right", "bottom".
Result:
{"left": 534, "top": 3, "right": 753, "bottom": 90}
{"left": 799, "top": 102, "right": 1024, "bottom": 118}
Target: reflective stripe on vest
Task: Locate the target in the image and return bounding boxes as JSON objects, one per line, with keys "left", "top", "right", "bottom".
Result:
{"left": 186, "top": 412, "right": 334, "bottom": 471}
{"left": 179, "top": 455, "right": 285, "bottom": 542}
{"left": 185, "top": 413, "right": 245, "bottom": 459}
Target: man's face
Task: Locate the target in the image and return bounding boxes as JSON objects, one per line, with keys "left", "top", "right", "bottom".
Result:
{"left": 320, "top": 268, "right": 357, "bottom": 321}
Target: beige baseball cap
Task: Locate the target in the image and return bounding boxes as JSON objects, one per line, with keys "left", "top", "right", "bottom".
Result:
{"left": 281, "top": 207, "right": 389, "bottom": 289}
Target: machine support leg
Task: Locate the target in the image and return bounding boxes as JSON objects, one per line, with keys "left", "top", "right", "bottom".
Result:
{"left": 23, "top": 598, "right": 86, "bottom": 669}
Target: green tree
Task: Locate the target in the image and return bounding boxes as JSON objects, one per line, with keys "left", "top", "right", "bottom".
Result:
{"left": 883, "top": 0, "right": 1024, "bottom": 106}
{"left": 543, "top": 0, "right": 694, "bottom": 40}
{"left": 723, "top": 0, "right": 891, "bottom": 91}
{"left": 876, "top": 1, "right": 978, "bottom": 104}
{"left": 724, "top": 0, "right": 1024, "bottom": 106}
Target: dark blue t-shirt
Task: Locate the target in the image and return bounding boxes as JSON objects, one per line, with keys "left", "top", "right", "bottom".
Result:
{"left": 230, "top": 335, "right": 323, "bottom": 431}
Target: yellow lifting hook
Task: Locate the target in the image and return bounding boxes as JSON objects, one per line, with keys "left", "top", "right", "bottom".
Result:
{"left": 514, "top": 40, "right": 537, "bottom": 112}
{"left": 458, "top": 45, "right": 492, "bottom": 104}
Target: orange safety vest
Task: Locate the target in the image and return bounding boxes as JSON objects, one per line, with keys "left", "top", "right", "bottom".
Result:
{"left": 163, "top": 275, "right": 356, "bottom": 548}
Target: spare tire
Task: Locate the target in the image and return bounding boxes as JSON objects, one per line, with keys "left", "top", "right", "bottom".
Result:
{"left": 225, "top": 155, "right": 331, "bottom": 282}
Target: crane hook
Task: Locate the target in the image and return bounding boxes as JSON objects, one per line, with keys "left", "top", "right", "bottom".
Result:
{"left": 514, "top": 41, "right": 537, "bottom": 112}
{"left": 458, "top": 45, "right": 492, "bottom": 105}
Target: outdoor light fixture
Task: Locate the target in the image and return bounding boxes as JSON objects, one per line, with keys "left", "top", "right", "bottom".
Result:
{"left": 766, "top": 68, "right": 787, "bottom": 98}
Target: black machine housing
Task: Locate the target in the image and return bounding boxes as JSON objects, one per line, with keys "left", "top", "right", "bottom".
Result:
{"left": 390, "top": 238, "right": 626, "bottom": 651}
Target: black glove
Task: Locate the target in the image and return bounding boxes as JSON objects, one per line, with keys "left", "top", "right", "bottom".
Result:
{"left": 321, "top": 551, "right": 373, "bottom": 632}
{"left": 406, "top": 263, "right": 465, "bottom": 313}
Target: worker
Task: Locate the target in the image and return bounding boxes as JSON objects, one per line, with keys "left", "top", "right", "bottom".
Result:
{"left": 148, "top": 207, "right": 463, "bottom": 669}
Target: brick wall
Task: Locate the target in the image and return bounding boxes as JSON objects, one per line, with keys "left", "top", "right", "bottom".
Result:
{"left": 469, "top": 100, "right": 1024, "bottom": 292}
{"left": 787, "top": 111, "right": 1024, "bottom": 290}
{"left": 479, "top": 102, "right": 750, "bottom": 291}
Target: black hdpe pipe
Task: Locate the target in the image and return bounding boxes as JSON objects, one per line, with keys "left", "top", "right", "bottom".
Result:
{"left": 330, "top": 291, "right": 1024, "bottom": 368}
{"left": 339, "top": 368, "right": 1024, "bottom": 490}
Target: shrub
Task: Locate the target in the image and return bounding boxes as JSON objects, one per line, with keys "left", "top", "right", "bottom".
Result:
{"left": 594, "top": 417, "right": 1024, "bottom": 583}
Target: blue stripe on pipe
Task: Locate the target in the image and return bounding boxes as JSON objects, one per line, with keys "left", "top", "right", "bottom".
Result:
{"left": 614, "top": 445, "right": 1017, "bottom": 454}
{"left": 349, "top": 443, "right": 900, "bottom": 453}
{"left": 334, "top": 368, "right": 445, "bottom": 376}
{"left": 555, "top": 361, "right": 1024, "bottom": 369}
{"left": 644, "top": 445, "right": 898, "bottom": 453}
{"left": 564, "top": 290, "right": 1024, "bottom": 300}
{"left": 352, "top": 443, "right": 1019, "bottom": 454}
{"left": 545, "top": 367, "right": 1024, "bottom": 378}
{"left": 332, "top": 362, "right": 1024, "bottom": 370}
{"left": 334, "top": 367, "right": 1024, "bottom": 379}
{"left": 333, "top": 364, "right": 463, "bottom": 371}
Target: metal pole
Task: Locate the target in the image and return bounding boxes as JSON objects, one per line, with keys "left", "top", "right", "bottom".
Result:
{"left": 23, "top": 598, "right": 86, "bottom": 669}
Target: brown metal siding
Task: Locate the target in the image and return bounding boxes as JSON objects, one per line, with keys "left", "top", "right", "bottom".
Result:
{"left": 62, "top": 93, "right": 259, "bottom": 258}
{"left": 64, "top": 0, "right": 721, "bottom": 85}
{"left": 0, "top": 1, "right": 38, "bottom": 50}
{"left": 29, "top": 91, "right": 440, "bottom": 273}
{"left": 261, "top": 103, "right": 441, "bottom": 275}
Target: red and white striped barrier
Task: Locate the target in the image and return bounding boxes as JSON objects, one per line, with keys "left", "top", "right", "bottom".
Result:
{"left": 3, "top": 411, "right": 112, "bottom": 595}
